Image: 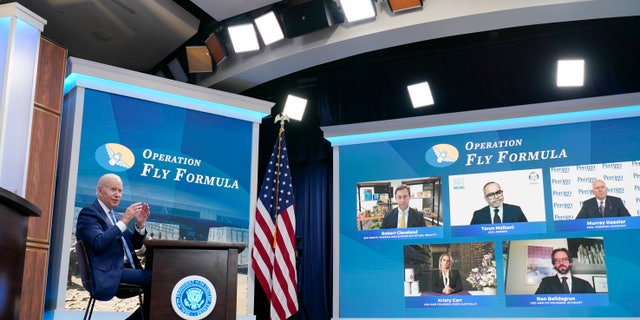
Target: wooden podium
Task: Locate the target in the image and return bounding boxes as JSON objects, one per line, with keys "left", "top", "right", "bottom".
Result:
{"left": 144, "top": 239, "right": 245, "bottom": 320}
{"left": 0, "top": 187, "right": 41, "bottom": 320}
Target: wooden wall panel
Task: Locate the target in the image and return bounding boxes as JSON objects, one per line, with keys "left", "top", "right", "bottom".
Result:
{"left": 21, "top": 37, "right": 67, "bottom": 320}
{"left": 33, "top": 38, "right": 66, "bottom": 113}
{"left": 25, "top": 108, "right": 60, "bottom": 241}
{"left": 20, "top": 247, "right": 49, "bottom": 319}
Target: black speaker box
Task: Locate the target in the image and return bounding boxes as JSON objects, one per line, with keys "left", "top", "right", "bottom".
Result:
{"left": 281, "top": 0, "right": 334, "bottom": 39}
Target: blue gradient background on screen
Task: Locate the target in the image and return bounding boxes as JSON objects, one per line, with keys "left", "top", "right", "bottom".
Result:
{"left": 339, "top": 112, "right": 640, "bottom": 317}
{"left": 75, "top": 89, "right": 252, "bottom": 228}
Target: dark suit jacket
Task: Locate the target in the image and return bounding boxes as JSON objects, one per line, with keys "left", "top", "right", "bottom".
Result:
{"left": 431, "top": 269, "right": 463, "bottom": 294}
{"left": 381, "top": 207, "right": 425, "bottom": 229}
{"left": 76, "top": 200, "right": 146, "bottom": 300}
{"left": 470, "top": 203, "right": 528, "bottom": 225}
{"left": 535, "top": 275, "right": 595, "bottom": 294}
{"left": 575, "top": 196, "right": 630, "bottom": 219}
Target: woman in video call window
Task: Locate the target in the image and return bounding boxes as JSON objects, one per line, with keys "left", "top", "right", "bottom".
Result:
{"left": 432, "top": 253, "right": 463, "bottom": 295}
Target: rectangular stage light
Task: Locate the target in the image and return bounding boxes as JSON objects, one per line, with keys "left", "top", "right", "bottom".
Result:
{"left": 407, "top": 81, "right": 434, "bottom": 108}
{"left": 340, "top": 0, "right": 376, "bottom": 23}
{"left": 228, "top": 23, "right": 260, "bottom": 53}
{"left": 557, "top": 59, "right": 585, "bottom": 87}
{"left": 205, "top": 33, "right": 227, "bottom": 65}
{"left": 387, "top": 0, "right": 423, "bottom": 13}
{"left": 185, "top": 46, "right": 213, "bottom": 73}
{"left": 255, "top": 11, "right": 284, "bottom": 45}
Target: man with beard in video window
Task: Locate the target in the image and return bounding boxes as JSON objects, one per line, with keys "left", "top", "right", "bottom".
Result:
{"left": 535, "top": 248, "right": 595, "bottom": 294}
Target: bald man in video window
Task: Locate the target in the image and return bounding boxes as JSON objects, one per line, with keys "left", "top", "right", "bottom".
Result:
{"left": 575, "top": 179, "right": 630, "bottom": 219}
{"left": 470, "top": 181, "right": 528, "bottom": 225}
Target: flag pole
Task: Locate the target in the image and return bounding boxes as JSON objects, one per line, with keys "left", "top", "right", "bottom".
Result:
{"left": 272, "top": 114, "right": 289, "bottom": 248}
{"left": 275, "top": 113, "right": 289, "bottom": 130}
{"left": 252, "top": 113, "right": 298, "bottom": 320}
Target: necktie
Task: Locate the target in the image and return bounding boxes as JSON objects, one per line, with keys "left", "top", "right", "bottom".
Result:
{"left": 599, "top": 201, "right": 604, "bottom": 216}
{"left": 398, "top": 209, "right": 406, "bottom": 228}
{"left": 493, "top": 208, "right": 501, "bottom": 223}
{"left": 561, "top": 277, "right": 570, "bottom": 293}
{"left": 109, "top": 210, "right": 137, "bottom": 269}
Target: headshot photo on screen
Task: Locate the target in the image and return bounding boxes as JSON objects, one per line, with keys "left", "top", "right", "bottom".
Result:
{"left": 431, "top": 253, "right": 463, "bottom": 295}
{"left": 381, "top": 185, "right": 426, "bottom": 229}
{"left": 575, "top": 179, "right": 630, "bottom": 219}
{"left": 504, "top": 238, "right": 606, "bottom": 295}
{"left": 356, "top": 177, "right": 441, "bottom": 230}
{"left": 535, "top": 248, "right": 596, "bottom": 294}
{"left": 449, "top": 169, "right": 546, "bottom": 226}
{"left": 404, "top": 242, "right": 496, "bottom": 297}
{"left": 549, "top": 161, "right": 638, "bottom": 220}
{"left": 469, "top": 181, "right": 528, "bottom": 225}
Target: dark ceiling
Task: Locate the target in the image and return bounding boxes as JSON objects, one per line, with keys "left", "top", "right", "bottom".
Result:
{"left": 243, "top": 16, "right": 640, "bottom": 127}
{"left": 243, "top": 15, "right": 640, "bottom": 165}
{"left": 7, "top": 1, "right": 640, "bottom": 141}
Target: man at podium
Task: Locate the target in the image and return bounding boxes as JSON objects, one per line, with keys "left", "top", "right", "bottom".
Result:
{"left": 76, "top": 173, "right": 152, "bottom": 320}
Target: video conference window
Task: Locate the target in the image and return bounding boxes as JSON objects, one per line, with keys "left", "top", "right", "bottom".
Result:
{"left": 551, "top": 161, "right": 640, "bottom": 233}
{"left": 356, "top": 177, "right": 442, "bottom": 231}
{"left": 550, "top": 161, "right": 638, "bottom": 220}
{"left": 449, "top": 169, "right": 546, "bottom": 226}
{"left": 503, "top": 237, "right": 608, "bottom": 307}
{"left": 403, "top": 242, "right": 496, "bottom": 305}
{"left": 448, "top": 169, "right": 546, "bottom": 237}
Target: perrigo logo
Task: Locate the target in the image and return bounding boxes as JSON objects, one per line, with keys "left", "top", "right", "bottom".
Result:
{"left": 425, "top": 144, "right": 459, "bottom": 167}
{"left": 95, "top": 143, "right": 135, "bottom": 172}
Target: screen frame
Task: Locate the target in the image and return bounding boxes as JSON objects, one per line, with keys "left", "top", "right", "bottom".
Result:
{"left": 324, "top": 92, "right": 640, "bottom": 320}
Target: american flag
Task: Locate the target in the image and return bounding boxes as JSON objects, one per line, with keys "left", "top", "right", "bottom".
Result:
{"left": 252, "top": 130, "right": 298, "bottom": 320}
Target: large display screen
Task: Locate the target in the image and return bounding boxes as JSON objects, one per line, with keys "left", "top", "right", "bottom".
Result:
{"left": 75, "top": 89, "right": 254, "bottom": 237}
{"left": 336, "top": 102, "right": 640, "bottom": 318}
{"left": 59, "top": 88, "right": 256, "bottom": 315}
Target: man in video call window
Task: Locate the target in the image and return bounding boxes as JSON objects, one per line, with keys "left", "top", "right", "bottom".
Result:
{"left": 575, "top": 179, "right": 630, "bottom": 219}
{"left": 535, "top": 248, "right": 595, "bottom": 294}
{"left": 470, "top": 181, "right": 528, "bottom": 225}
{"left": 381, "top": 185, "right": 425, "bottom": 229}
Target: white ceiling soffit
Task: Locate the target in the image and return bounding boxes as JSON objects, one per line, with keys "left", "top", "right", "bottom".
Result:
{"left": 18, "top": 0, "right": 199, "bottom": 72}
{"left": 191, "top": 0, "right": 282, "bottom": 21}
{"left": 197, "top": 0, "right": 640, "bottom": 93}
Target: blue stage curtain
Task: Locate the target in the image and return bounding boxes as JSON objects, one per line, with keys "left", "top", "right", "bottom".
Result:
{"left": 291, "top": 160, "right": 332, "bottom": 320}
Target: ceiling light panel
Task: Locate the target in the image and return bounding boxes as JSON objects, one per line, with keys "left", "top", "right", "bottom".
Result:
{"left": 254, "top": 11, "right": 284, "bottom": 45}
{"left": 228, "top": 23, "right": 260, "bottom": 53}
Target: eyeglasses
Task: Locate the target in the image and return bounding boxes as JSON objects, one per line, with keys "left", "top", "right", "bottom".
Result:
{"left": 553, "top": 257, "right": 570, "bottom": 264}
{"left": 485, "top": 190, "right": 503, "bottom": 198}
